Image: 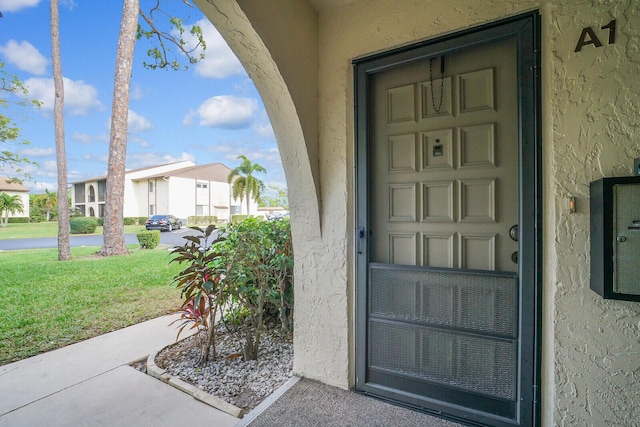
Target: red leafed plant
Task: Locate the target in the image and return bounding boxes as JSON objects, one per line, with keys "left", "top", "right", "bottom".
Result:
{"left": 170, "top": 224, "right": 231, "bottom": 366}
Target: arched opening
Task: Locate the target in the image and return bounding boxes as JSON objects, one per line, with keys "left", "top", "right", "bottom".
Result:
{"left": 89, "top": 207, "right": 95, "bottom": 217}
{"left": 195, "top": 0, "right": 321, "bottom": 239}
{"left": 194, "top": 0, "right": 350, "bottom": 390}
{"left": 88, "top": 185, "right": 96, "bottom": 203}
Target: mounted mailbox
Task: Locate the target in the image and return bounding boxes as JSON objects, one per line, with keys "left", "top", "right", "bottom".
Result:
{"left": 590, "top": 176, "right": 640, "bottom": 301}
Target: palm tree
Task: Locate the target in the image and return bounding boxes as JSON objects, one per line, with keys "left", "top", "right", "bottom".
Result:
{"left": 0, "top": 192, "right": 24, "bottom": 228}
{"left": 36, "top": 189, "right": 58, "bottom": 222}
{"left": 227, "top": 155, "right": 267, "bottom": 216}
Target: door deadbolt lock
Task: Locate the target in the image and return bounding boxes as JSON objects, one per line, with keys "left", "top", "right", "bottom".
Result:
{"left": 509, "top": 225, "right": 518, "bottom": 242}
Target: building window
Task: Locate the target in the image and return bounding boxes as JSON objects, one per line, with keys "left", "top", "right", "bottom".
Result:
{"left": 196, "top": 182, "right": 208, "bottom": 189}
{"left": 75, "top": 184, "right": 85, "bottom": 202}
{"left": 196, "top": 205, "right": 207, "bottom": 215}
{"left": 89, "top": 185, "right": 96, "bottom": 202}
{"left": 230, "top": 205, "right": 241, "bottom": 215}
{"left": 149, "top": 181, "right": 154, "bottom": 193}
{"left": 149, "top": 204, "right": 155, "bottom": 215}
{"left": 98, "top": 180, "right": 106, "bottom": 202}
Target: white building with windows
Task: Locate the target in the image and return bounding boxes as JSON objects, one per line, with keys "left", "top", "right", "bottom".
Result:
{"left": 71, "top": 161, "right": 254, "bottom": 222}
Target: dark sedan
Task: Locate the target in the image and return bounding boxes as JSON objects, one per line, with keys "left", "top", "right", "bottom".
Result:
{"left": 145, "top": 214, "right": 182, "bottom": 232}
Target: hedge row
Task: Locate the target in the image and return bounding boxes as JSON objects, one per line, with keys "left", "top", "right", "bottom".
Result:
{"left": 7, "top": 217, "right": 30, "bottom": 224}
{"left": 187, "top": 215, "right": 218, "bottom": 225}
{"left": 124, "top": 217, "right": 149, "bottom": 226}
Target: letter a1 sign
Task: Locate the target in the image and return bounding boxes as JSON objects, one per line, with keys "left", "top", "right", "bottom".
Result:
{"left": 575, "top": 19, "right": 616, "bottom": 52}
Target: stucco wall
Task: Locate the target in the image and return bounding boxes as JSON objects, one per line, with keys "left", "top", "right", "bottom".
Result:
{"left": 197, "top": 0, "right": 640, "bottom": 425}
{"left": 546, "top": 1, "right": 640, "bottom": 425}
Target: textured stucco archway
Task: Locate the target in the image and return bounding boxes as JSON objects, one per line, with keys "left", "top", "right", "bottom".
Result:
{"left": 194, "top": 0, "right": 353, "bottom": 389}
{"left": 194, "top": 0, "right": 321, "bottom": 240}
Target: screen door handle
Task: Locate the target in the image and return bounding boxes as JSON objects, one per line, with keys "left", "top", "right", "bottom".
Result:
{"left": 357, "top": 226, "right": 365, "bottom": 254}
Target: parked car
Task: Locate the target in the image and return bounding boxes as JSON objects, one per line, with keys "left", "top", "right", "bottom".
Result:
{"left": 267, "top": 211, "right": 290, "bottom": 221}
{"left": 145, "top": 214, "right": 182, "bottom": 232}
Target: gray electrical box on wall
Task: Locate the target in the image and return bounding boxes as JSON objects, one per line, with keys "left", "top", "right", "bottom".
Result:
{"left": 590, "top": 176, "right": 640, "bottom": 301}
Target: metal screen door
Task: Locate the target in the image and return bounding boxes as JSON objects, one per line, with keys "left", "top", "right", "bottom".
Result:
{"left": 355, "top": 14, "right": 540, "bottom": 427}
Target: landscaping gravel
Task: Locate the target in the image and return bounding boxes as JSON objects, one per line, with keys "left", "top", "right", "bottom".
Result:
{"left": 153, "top": 326, "right": 293, "bottom": 412}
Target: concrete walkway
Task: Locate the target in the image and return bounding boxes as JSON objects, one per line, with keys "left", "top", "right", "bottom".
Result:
{"left": 0, "top": 315, "right": 238, "bottom": 427}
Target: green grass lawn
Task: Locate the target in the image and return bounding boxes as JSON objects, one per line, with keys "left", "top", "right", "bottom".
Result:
{"left": 0, "top": 222, "right": 146, "bottom": 239}
{"left": 0, "top": 245, "right": 183, "bottom": 365}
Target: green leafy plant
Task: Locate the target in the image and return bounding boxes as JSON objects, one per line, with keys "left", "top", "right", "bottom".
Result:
{"left": 212, "top": 217, "right": 293, "bottom": 360}
{"left": 137, "top": 230, "right": 160, "bottom": 249}
{"left": 69, "top": 217, "right": 97, "bottom": 234}
{"left": 170, "top": 225, "right": 232, "bottom": 366}
{"left": 169, "top": 217, "right": 293, "bottom": 364}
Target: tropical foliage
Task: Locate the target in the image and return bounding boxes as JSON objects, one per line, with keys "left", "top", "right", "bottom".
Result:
{"left": 260, "top": 185, "right": 289, "bottom": 209}
{"left": 0, "top": 192, "right": 24, "bottom": 227}
{"left": 0, "top": 61, "right": 40, "bottom": 178}
{"left": 227, "top": 155, "right": 267, "bottom": 216}
{"left": 31, "top": 189, "right": 58, "bottom": 221}
{"left": 170, "top": 217, "right": 293, "bottom": 365}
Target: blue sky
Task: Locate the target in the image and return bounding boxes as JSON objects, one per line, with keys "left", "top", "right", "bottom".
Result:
{"left": 0, "top": 0, "right": 284, "bottom": 194}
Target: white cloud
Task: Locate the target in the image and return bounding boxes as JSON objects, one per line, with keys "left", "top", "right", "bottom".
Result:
{"left": 0, "top": 40, "right": 48, "bottom": 75}
{"left": 24, "top": 77, "right": 103, "bottom": 115}
{"left": 18, "top": 147, "right": 54, "bottom": 156}
{"left": 72, "top": 131, "right": 109, "bottom": 144}
{"left": 60, "top": 0, "right": 76, "bottom": 10}
{"left": 127, "top": 110, "right": 153, "bottom": 133}
{"left": 254, "top": 122, "right": 275, "bottom": 138}
{"left": 126, "top": 151, "right": 195, "bottom": 169}
{"left": 27, "top": 180, "right": 57, "bottom": 193}
{"left": 184, "top": 95, "right": 257, "bottom": 129}
{"left": 131, "top": 84, "right": 144, "bottom": 100}
{"left": 81, "top": 153, "right": 108, "bottom": 164}
{"left": 182, "top": 19, "right": 246, "bottom": 79}
{"left": 42, "top": 160, "right": 58, "bottom": 173}
{"left": 0, "top": 0, "right": 42, "bottom": 13}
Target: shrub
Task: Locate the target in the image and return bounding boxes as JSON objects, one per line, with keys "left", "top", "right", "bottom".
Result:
{"left": 169, "top": 218, "right": 294, "bottom": 364}
{"left": 187, "top": 215, "right": 218, "bottom": 226}
{"left": 211, "top": 217, "right": 293, "bottom": 360}
{"left": 123, "top": 217, "right": 136, "bottom": 226}
{"left": 231, "top": 214, "right": 247, "bottom": 223}
{"left": 96, "top": 217, "right": 104, "bottom": 226}
{"left": 8, "top": 217, "right": 29, "bottom": 223}
{"left": 137, "top": 230, "right": 160, "bottom": 249}
{"left": 70, "top": 217, "right": 98, "bottom": 234}
{"left": 138, "top": 216, "right": 148, "bottom": 225}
